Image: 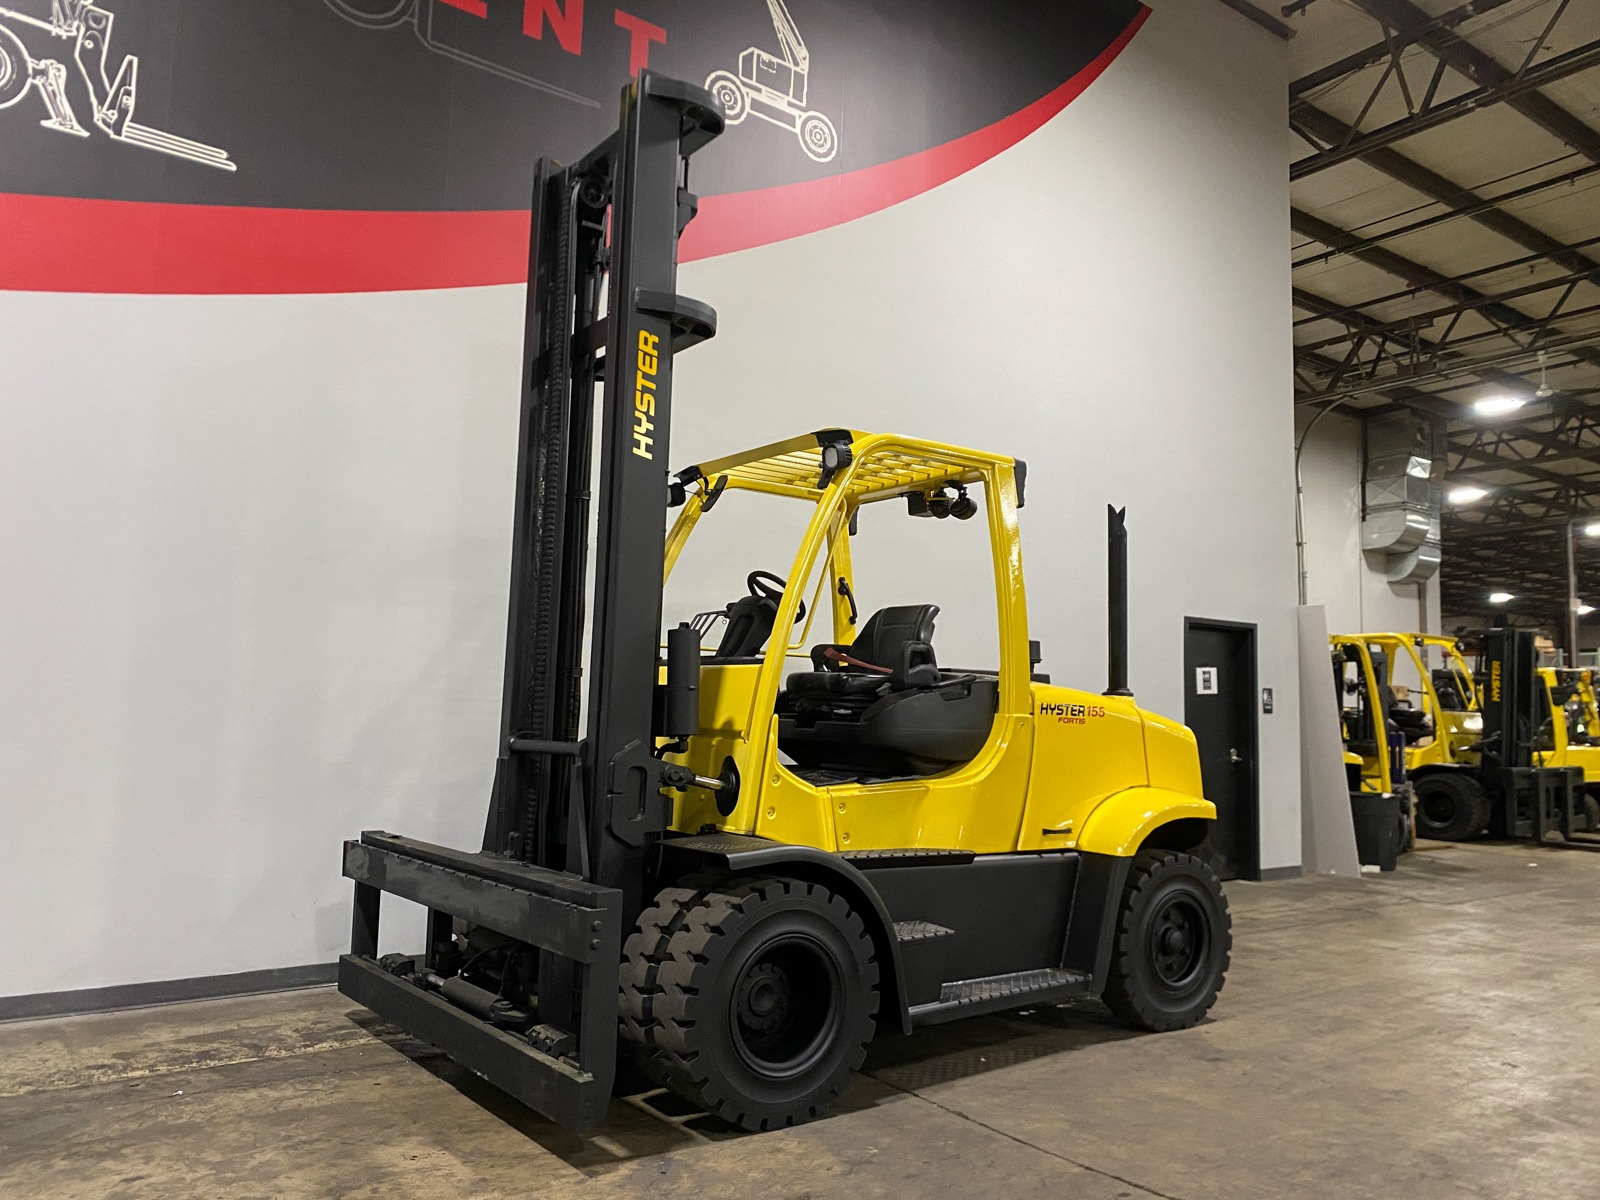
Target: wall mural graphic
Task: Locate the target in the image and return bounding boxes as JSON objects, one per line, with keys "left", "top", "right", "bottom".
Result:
{"left": 704, "top": 0, "right": 837, "bottom": 164}
{"left": 0, "top": 0, "right": 232, "bottom": 170}
{"left": 0, "top": 0, "right": 1148, "bottom": 293}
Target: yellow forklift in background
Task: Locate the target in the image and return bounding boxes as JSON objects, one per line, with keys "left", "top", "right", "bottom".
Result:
{"left": 1330, "top": 638, "right": 1413, "bottom": 858}
{"left": 335, "top": 72, "right": 1233, "bottom": 1135}
{"left": 1329, "top": 633, "right": 1483, "bottom": 840}
{"left": 1537, "top": 667, "right": 1600, "bottom": 818}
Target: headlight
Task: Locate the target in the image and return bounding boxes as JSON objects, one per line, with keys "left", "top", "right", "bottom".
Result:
{"left": 1463, "top": 713, "right": 1483, "bottom": 733}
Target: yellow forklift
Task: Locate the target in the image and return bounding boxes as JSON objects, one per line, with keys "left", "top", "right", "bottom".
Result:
{"left": 1329, "top": 633, "right": 1484, "bottom": 840}
{"left": 1330, "top": 638, "right": 1414, "bottom": 858}
{"left": 1537, "top": 667, "right": 1600, "bottom": 816}
{"left": 335, "top": 73, "right": 1231, "bottom": 1134}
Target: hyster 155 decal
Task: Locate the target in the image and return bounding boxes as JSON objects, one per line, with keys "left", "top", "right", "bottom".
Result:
{"left": 1040, "top": 701, "right": 1106, "bottom": 726}
{"left": 0, "top": 0, "right": 234, "bottom": 170}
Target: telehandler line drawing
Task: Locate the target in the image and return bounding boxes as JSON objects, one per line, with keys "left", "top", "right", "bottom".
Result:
{"left": 336, "top": 72, "right": 1230, "bottom": 1134}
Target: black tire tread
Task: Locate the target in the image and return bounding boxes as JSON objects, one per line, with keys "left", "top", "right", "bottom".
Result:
{"left": 1102, "top": 849, "right": 1231, "bottom": 1033}
{"left": 1413, "top": 771, "right": 1490, "bottom": 841}
{"left": 618, "top": 874, "right": 878, "bottom": 1131}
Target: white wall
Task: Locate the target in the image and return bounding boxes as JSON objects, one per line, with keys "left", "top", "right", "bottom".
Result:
{"left": 0, "top": 0, "right": 1294, "bottom": 998}
{"left": 1297, "top": 410, "right": 1440, "bottom": 637}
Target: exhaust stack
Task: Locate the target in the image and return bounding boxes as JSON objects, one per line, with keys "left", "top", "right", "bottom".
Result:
{"left": 1106, "top": 505, "right": 1132, "bottom": 697}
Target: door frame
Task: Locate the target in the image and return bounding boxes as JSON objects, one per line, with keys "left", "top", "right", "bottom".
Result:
{"left": 1183, "top": 616, "right": 1262, "bottom": 881}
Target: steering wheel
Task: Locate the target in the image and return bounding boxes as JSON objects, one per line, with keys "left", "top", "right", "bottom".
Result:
{"left": 747, "top": 570, "right": 806, "bottom": 619}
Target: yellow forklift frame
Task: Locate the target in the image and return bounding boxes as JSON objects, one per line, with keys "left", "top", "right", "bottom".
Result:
{"left": 1330, "top": 633, "right": 1482, "bottom": 773}
{"left": 1537, "top": 667, "right": 1600, "bottom": 797}
{"left": 662, "top": 430, "right": 1212, "bottom": 859}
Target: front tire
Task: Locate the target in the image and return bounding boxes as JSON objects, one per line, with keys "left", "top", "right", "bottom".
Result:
{"left": 1102, "top": 850, "right": 1230, "bottom": 1032}
{"left": 1413, "top": 771, "right": 1489, "bottom": 841}
{"left": 619, "top": 875, "right": 878, "bottom": 1131}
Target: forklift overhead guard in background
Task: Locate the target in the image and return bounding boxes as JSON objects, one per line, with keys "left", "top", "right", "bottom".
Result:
{"left": 1331, "top": 629, "right": 1600, "bottom": 851}
{"left": 337, "top": 72, "right": 1232, "bottom": 1134}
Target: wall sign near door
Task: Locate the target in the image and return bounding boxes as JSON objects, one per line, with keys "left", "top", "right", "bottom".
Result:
{"left": 1261, "top": 687, "right": 1274, "bottom": 714}
{"left": 1195, "top": 666, "right": 1219, "bottom": 695}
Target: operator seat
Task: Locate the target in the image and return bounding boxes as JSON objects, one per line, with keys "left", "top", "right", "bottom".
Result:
{"left": 787, "top": 605, "right": 942, "bottom": 696}
{"left": 1382, "top": 683, "right": 1432, "bottom": 738}
{"left": 779, "top": 604, "right": 999, "bottom": 777}
{"left": 1432, "top": 669, "right": 1467, "bottom": 712}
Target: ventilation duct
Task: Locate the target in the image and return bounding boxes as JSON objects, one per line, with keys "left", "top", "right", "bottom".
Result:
{"left": 1361, "top": 412, "right": 1442, "bottom": 585}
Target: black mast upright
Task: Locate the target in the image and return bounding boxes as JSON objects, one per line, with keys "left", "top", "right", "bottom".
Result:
{"left": 339, "top": 74, "right": 723, "bottom": 1133}
{"left": 482, "top": 72, "right": 721, "bottom": 920}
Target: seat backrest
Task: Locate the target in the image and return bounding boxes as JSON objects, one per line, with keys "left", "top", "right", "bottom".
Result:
{"left": 827, "top": 604, "right": 940, "bottom": 689}
{"left": 714, "top": 595, "right": 777, "bottom": 659}
{"left": 854, "top": 605, "right": 937, "bottom": 665}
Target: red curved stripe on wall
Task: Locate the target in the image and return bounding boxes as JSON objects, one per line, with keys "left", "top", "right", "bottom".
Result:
{"left": 0, "top": 9, "right": 1146, "bottom": 295}
{"left": 681, "top": 8, "right": 1147, "bottom": 262}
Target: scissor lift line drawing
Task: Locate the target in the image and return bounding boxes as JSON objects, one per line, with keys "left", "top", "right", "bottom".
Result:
{"left": 0, "top": 0, "right": 235, "bottom": 170}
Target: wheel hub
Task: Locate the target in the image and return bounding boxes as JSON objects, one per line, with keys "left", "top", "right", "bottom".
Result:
{"left": 737, "top": 962, "right": 792, "bottom": 1033}
{"left": 1148, "top": 896, "right": 1207, "bottom": 991}
{"left": 728, "top": 933, "right": 843, "bottom": 1079}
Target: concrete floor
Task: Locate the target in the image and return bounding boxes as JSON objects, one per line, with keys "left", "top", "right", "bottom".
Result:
{"left": 6, "top": 841, "right": 1600, "bottom": 1200}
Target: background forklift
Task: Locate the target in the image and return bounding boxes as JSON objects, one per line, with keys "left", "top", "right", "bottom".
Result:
{"left": 1330, "top": 638, "right": 1414, "bottom": 864}
{"left": 1333, "top": 630, "right": 1595, "bottom": 849}
{"left": 1466, "top": 629, "right": 1597, "bottom": 848}
{"left": 336, "top": 73, "right": 1232, "bottom": 1134}
{"left": 1536, "top": 667, "right": 1600, "bottom": 818}
{"left": 1328, "top": 632, "right": 1482, "bottom": 841}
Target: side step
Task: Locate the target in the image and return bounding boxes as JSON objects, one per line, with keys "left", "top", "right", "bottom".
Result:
{"left": 893, "top": 920, "right": 955, "bottom": 943}
{"left": 908, "top": 967, "right": 1094, "bottom": 1026}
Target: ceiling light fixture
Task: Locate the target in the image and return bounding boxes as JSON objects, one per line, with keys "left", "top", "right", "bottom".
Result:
{"left": 1580, "top": 604, "right": 1596, "bottom": 617}
{"left": 1584, "top": 521, "right": 1600, "bottom": 539}
{"left": 1489, "top": 591, "right": 1515, "bottom": 604}
{"left": 1448, "top": 485, "right": 1489, "bottom": 505}
{"left": 1472, "top": 395, "right": 1528, "bottom": 417}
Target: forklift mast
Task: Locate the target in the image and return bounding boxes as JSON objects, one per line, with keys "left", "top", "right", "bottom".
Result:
{"left": 481, "top": 73, "right": 723, "bottom": 925}
{"left": 1476, "top": 629, "right": 1541, "bottom": 774}
{"left": 1474, "top": 628, "right": 1595, "bottom": 845}
{"left": 337, "top": 73, "right": 725, "bottom": 1131}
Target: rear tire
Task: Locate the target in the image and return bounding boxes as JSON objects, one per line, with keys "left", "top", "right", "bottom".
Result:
{"left": 1413, "top": 772, "right": 1489, "bottom": 841}
{"left": 1102, "top": 850, "right": 1230, "bottom": 1032}
{"left": 619, "top": 875, "right": 878, "bottom": 1131}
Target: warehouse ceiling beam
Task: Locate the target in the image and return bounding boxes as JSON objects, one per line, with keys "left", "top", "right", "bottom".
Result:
{"left": 1341, "top": 0, "right": 1600, "bottom": 164}
{"left": 1290, "top": 208, "right": 1600, "bottom": 374}
{"left": 1295, "top": 342, "right": 1593, "bottom": 502}
{"left": 1289, "top": 109, "right": 1600, "bottom": 283}
{"left": 1290, "top": 38, "right": 1600, "bottom": 179}
{"left": 1288, "top": 0, "right": 1516, "bottom": 99}
{"left": 1293, "top": 236, "right": 1600, "bottom": 328}
{"left": 1291, "top": 162, "right": 1600, "bottom": 270}
{"left": 1210, "top": 0, "right": 1296, "bottom": 40}
{"left": 1293, "top": 280, "right": 1600, "bottom": 409}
